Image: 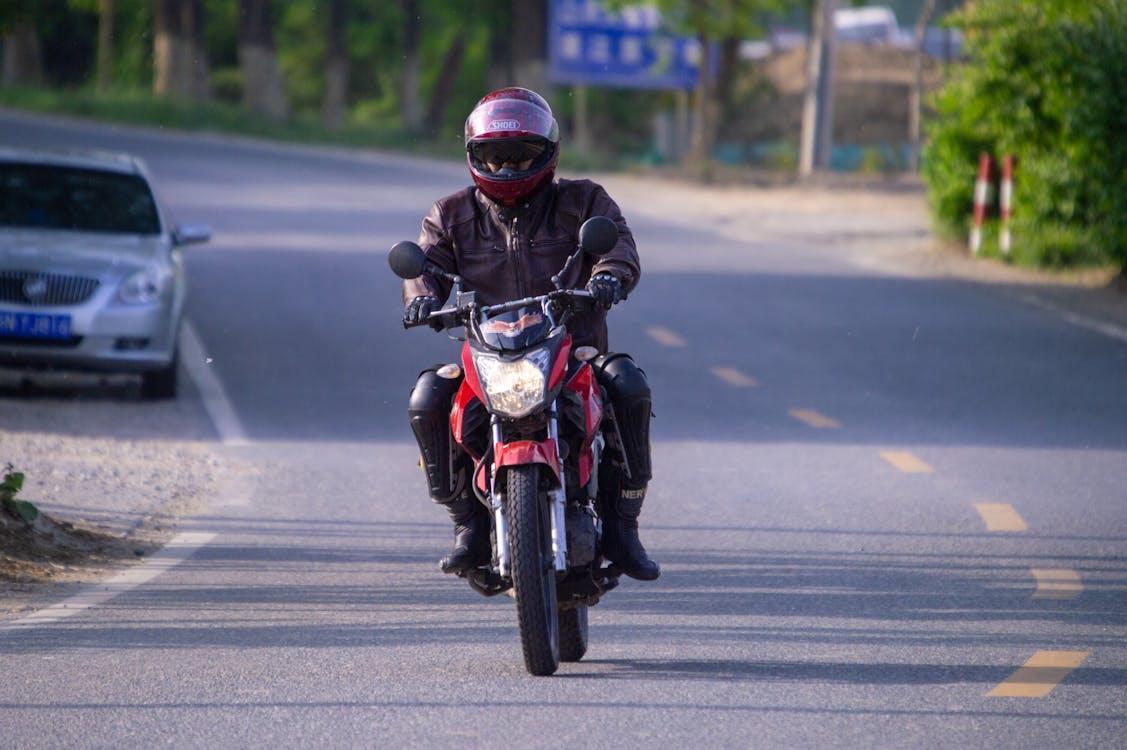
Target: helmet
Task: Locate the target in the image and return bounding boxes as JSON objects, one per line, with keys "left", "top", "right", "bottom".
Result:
{"left": 465, "top": 87, "right": 560, "bottom": 205}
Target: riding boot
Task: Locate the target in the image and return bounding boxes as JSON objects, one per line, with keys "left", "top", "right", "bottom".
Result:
{"left": 438, "top": 492, "right": 491, "bottom": 574}
{"left": 602, "top": 485, "right": 660, "bottom": 581}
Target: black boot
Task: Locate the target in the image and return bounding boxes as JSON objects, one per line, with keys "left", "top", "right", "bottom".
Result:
{"left": 438, "top": 493, "right": 491, "bottom": 575}
{"left": 602, "top": 485, "right": 660, "bottom": 581}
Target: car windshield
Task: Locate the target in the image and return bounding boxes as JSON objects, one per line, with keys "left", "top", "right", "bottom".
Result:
{"left": 477, "top": 305, "right": 552, "bottom": 351}
{"left": 0, "top": 163, "right": 161, "bottom": 235}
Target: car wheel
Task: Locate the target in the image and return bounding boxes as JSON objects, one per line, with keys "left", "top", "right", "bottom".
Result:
{"left": 141, "top": 352, "right": 179, "bottom": 400}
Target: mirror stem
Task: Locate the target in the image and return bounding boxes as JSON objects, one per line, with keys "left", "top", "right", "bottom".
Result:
{"left": 552, "top": 249, "right": 583, "bottom": 290}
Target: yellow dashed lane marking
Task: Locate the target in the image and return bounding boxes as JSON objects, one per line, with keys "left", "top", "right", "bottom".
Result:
{"left": 710, "top": 367, "right": 759, "bottom": 388}
{"left": 879, "top": 451, "right": 934, "bottom": 474}
{"left": 975, "top": 503, "right": 1028, "bottom": 532}
{"left": 987, "top": 651, "right": 1089, "bottom": 697}
{"left": 788, "top": 409, "right": 841, "bottom": 429}
{"left": 646, "top": 326, "right": 687, "bottom": 348}
{"left": 1031, "top": 568, "right": 1083, "bottom": 600}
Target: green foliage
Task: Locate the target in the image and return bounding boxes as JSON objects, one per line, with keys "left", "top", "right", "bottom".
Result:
{"left": 2, "top": 464, "right": 39, "bottom": 524}
{"left": 923, "top": 0, "right": 1127, "bottom": 268}
{"left": 0, "top": 85, "right": 463, "bottom": 159}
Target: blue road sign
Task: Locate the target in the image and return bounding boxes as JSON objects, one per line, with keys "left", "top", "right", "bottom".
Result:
{"left": 548, "top": 0, "right": 701, "bottom": 90}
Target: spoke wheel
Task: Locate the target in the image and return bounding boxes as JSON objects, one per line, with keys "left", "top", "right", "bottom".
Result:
{"left": 507, "top": 465, "right": 559, "bottom": 676}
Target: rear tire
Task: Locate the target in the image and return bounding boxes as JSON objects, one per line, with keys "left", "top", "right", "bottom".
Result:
{"left": 558, "top": 605, "right": 588, "bottom": 662}
{"left": 508, "top": 465, "right": 559, "bottom": 676}
{"left": 141, "top": 352, "right": 178, "bottom": 400}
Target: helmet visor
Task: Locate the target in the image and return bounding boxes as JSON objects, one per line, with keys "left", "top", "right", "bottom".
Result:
{"left": 469, "top": 138, "right": 548, "bottom": 169}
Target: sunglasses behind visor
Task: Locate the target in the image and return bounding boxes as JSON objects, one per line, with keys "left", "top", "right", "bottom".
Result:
{"left": 470, "top": 139, "right": 547, "bottom": 165}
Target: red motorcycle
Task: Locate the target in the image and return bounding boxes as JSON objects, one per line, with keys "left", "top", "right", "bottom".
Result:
{"left": 390, "top": 217, "right": 627, "bottom": 676}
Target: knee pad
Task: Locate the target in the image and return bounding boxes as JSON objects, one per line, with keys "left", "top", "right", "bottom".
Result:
{"left": 408, "top": 368, "right": 465, "bottom": 503}
{"left": 593, "top": 353, "right": 652, "bottom": 487}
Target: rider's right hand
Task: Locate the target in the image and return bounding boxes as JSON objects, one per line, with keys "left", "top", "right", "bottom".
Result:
{"left": 404, "top": 295, "right": 440, "bottom": 326}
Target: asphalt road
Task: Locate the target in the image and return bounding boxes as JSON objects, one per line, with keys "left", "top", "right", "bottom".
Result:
{"left": 1, "top": 111, "right": 1126, "bottom": 748}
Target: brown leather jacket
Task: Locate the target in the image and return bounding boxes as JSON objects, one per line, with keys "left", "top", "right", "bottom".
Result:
{"left": 403, "top": 178, "right": 640, "bottom": 351}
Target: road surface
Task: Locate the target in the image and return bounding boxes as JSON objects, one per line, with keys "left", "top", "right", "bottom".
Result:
{"left": 1, "top": 111, "right": 1125, "bottom": 748}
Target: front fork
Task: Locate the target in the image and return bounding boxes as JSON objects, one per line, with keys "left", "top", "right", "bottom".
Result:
{"left": 490, "top": 406, "right": 569, "bottom": 579}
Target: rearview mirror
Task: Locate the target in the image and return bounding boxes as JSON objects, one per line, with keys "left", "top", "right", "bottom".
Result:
{"left": 578, "top": 216, "right": 618, "bottom": 257}
{"left": 389, "top": 241, "right": 427, "bottom": 279}
{"left": 172, "top": 224, "right": 211, "bottom": 246}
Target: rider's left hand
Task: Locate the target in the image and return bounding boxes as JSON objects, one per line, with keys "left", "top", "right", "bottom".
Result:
{"left": 586, "top": 273, "right": 625, "bottom": 310}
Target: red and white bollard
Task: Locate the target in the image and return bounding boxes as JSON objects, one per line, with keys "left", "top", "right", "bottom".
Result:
{"left": 970, "top": 152, "right": 992, "bottom": 255}
{"left": 999, "top": 155, "right": 1014, "bottom": 256}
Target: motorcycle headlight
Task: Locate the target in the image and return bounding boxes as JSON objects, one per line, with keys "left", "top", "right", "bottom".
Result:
{"left": 473, "top": 346, "right": 554, "bottom": 418}
{"left": 117, "top": 268, "right": 170, "bottom": 305}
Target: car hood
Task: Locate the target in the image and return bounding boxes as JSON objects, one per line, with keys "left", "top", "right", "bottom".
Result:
{"left": 0, "top": 229, "right": 166, "bottom": 277}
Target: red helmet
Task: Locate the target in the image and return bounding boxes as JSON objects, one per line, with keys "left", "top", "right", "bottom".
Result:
{"left": 465, "top": 87, "right": 560, "bottom": 205}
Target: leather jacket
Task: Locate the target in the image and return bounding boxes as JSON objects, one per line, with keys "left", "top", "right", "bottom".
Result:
{"left": 403, "top": 179, "right": 640, "bottom": 351}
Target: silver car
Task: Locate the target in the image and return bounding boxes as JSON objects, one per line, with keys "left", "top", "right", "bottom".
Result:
{"left": 0, "top": 149, "right": 209, "bottom": 398}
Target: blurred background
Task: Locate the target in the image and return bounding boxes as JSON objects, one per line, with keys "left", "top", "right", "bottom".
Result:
{"left": 1, "top": 0, "right": 1123, "bottom": 271}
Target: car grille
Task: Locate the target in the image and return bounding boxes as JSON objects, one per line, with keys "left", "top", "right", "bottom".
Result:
{"left": 0, "top": 270, "right": 101, "bottom": 307}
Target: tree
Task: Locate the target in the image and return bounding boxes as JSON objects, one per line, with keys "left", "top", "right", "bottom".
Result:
{"left": 322, "top": 0, "right": 348, "bottom": 131}
{"left": 97, "top": 0, "right": 114, "bottom": 90}
{"left": 425, "top": 31, "right": 467, "bottom": 133}
{"left": 608, "top": 0, "right": 786, "bottom": 172}
{"left": 154, "top": 0, "right": 207, "bottom": 100}
{"left": 1, "top": 2, "right": 45, "bottom": 87}
{"left": 486, "top": 1, "right": 512, "bottom": 90}
{"left": 924, "top": 0, "right": 1127, "bottom": 268}
{"left": 238, "top": 0, "right": 288, "bottom": 119}
{"left": 401, "top": 0, "right": 422, "bottom": 132}
{"left": 511, "top": 0, "right": 547, "bottom": 92}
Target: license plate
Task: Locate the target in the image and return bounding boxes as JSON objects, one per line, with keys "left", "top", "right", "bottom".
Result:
{"left": 0, "top": 310, "right": 73, "bottom": 340}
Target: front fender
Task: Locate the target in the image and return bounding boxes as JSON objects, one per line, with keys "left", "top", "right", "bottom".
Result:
{"left": 493, "top": 439, "right": 562, "bottom": 486}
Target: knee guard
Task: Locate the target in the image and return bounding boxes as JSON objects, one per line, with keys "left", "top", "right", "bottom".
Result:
{"left": 408, "top": 368, "right": 466, "bottom": 503}
{"left": 593, "top": 353, "right": 653, "bottom": 487}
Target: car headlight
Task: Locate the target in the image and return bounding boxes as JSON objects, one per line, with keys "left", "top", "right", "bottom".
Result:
{"left": 473, "top": 346, "right": 553, "bottom": 418}
{"left": 117, "top": 268, "right": 170, "bottom": 305}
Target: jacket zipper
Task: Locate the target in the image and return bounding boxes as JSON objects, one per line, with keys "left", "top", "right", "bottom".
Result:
{"left": 510, "top": 216, "right": 527, "bottom": 297}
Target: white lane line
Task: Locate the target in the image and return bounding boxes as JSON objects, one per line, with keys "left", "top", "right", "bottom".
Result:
{"left": 0, "top": 532, "right": 216, "bottom": 631}
{"left": 646, "top": 326, "right": 688, "bottom": 348}
{"left": 181, "top": 319, "right": 249, "bottom": 446}
{"left": 1019, "top": 293, "right": 1127, "bottom": 345}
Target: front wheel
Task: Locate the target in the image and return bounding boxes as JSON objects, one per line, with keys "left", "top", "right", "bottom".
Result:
{"left": 141, "top": 351, "right": 179, "bottom": 400}
{"left": 507, "top": 464, "right": 559, "bottom": 676}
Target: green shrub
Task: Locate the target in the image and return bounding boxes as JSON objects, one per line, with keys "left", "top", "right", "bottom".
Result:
{"left": 923, "top": 0, "right": 1127, "bottom": 268}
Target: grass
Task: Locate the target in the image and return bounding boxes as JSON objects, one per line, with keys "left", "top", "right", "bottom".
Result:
{"left": 0, "top": 86, "right": 467, "bottom": 161}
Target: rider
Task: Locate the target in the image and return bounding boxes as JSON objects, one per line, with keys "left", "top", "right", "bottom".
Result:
{"left": 403, "top": 87, "right": 659, "bottom": 581}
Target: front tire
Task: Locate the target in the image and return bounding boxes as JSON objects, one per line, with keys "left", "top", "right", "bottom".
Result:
{"left": 507, "top": 465, "right": 559, "bottom": 676}
{"left": 141, "top": 351, "right": 179, "bottom": 400}
{"left": 559, "top": 605, "right": 588, "bottom": 662}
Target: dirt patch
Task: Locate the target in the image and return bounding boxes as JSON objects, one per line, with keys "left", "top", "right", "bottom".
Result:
{"left": 0, "top": 505, "right": 148, "bottom": 586}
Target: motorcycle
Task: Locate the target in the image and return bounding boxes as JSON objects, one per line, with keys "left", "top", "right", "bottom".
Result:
{"left": 389, "top": 216, "right": 629, "bottom": 676}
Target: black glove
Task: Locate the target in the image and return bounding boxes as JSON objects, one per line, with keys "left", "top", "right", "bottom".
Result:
{"left": 586, "top": 273, "right": 625, "bottom": 310}
{"left": 404, "top": 295, "right": 440, "bottom": 326}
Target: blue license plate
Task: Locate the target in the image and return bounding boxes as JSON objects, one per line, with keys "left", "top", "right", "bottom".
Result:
{"left": 0, "top": 310, "right": 73, "bottom": 340}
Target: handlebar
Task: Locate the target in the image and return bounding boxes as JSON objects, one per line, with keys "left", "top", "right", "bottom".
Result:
{"left": 404, "top": 288, "right": 598, "bottom": 331}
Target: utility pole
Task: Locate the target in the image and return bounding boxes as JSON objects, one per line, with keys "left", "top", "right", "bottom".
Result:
{"left": 799, "top": 0, "right": 837, "bottom": 177}
{"left": 909, "top": 0, "right": 937, "bottom": 172}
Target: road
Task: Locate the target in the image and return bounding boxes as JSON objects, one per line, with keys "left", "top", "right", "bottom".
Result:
{"left": 1, "top": 111, "right": 1125, "bottom": 748}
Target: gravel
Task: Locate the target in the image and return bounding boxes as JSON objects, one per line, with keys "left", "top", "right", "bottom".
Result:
{"left": 0, "top": 368, "right": 231, "bottom": 617}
